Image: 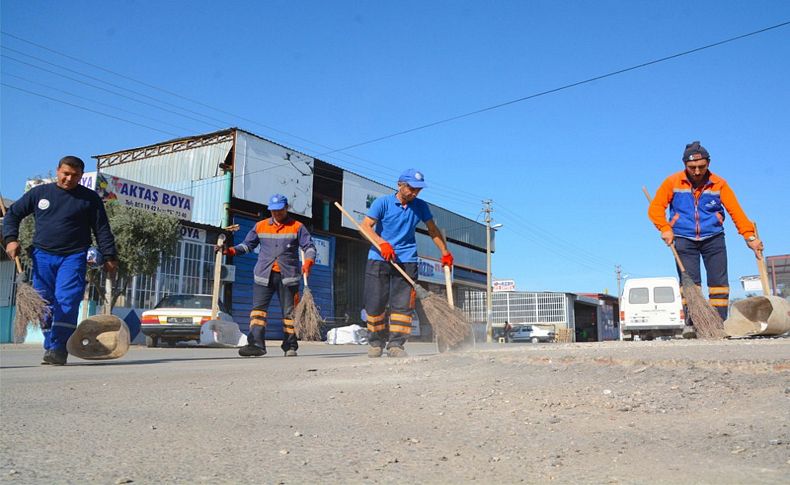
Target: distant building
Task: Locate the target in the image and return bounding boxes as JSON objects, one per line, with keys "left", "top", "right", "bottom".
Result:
{"left": 766, "top": 254, "right": 789, "bottom": 298}
{"left": 92, "top": 128, "right": 489, "bottom": 339}
{"left": 460, "top": 290, "right": 620, "bottom": 342}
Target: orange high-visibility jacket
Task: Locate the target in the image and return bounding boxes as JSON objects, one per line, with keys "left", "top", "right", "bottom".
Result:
{"left": 233, "top": 216, "right": 316, "bottom": 287}
{"left": 648, "top": 170, "right": 755, "bottom": 241}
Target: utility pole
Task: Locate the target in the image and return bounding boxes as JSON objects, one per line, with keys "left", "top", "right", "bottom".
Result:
{"left": 615, "top": 264, "right": 622, "bottom": 298}
{"left": 484, "top": 200, "right": 493, "bottom": 343}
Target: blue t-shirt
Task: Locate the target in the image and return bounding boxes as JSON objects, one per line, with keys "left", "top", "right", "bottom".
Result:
{"left": 366, "top": 193, "right": 433, "bottom": 263}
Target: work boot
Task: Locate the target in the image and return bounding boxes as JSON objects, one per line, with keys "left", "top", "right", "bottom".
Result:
{"left": 367, "top": 346, "right": 383, "bottom": 358}
{"left": 239, "top": 344, "right": 267, "bottom": 357}
{"left": 387, "top": 346, "right": 408, "bottom": 358}
{"left": 41, "top": 349, "right": 68, "bottom": 366}
{"left": 682, "top": 325, "right": 697, "bottom": 339}
{"left": 284, "top": 349, "right": 298, "bottom": 357}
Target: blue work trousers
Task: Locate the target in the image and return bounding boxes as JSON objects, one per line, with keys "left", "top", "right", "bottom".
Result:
{"left": 252, "top": 271, "right": 299, "bottom": 352}
{"left": 364, "top": 260, "right": 417, "bottom": 349}
{"left": 31, "top": 248, "right": 87, "bottom": 351}
{"left": 674, "top": 233, "right": 730, "bottom": 321}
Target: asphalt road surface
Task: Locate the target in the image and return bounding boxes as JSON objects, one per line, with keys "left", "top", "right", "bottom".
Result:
{"left": 2, "top": 338, "right": 789, "bottom": 484}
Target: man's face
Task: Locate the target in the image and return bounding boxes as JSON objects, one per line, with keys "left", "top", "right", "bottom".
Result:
{"left": 397, "top": 183, "right": 422, "bottom": 203}
{"left": 271, "top": 208, "right": 288, "bottom": 223}
{"left": 684, "top": 156, "right": 709, "bottom": 185}
{"left": 56, "top": 164, "right": 83, "bottom": 190}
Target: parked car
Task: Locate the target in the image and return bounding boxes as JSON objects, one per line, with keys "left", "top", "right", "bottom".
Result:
{"left": 510, "top": 324, "right": 555, "bottom": 343}
{"left": 140, "top": 294, "right": 235, "bottom": 347}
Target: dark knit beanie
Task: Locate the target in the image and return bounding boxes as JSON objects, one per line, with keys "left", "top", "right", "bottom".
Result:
{"left": 682, "top": 141, "right": 709, "bottom": 162}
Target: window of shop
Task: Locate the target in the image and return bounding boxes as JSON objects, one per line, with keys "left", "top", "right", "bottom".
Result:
{"left": 106, "top": 239, "right": 216, "bottom": 310}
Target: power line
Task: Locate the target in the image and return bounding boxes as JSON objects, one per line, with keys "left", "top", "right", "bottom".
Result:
{"left": 0, "top": 30, "right": 344, "bottom": 155}
{"left": 1, "top": 45, "right": 232, "bottom": 127}
{"left": 1, "top": 82, "right": 180, "bottom": 136}
{"left": 2, "top": 72, "right": 198, "bottom": 133}
{"left": 1, "top": 53, "right": 222, "bottom": 131}
{"left": 320, "top": 21, "right": 790, "bottom": 155}
{"left": 0, "top": 74, "right": 479, "bottom": 212}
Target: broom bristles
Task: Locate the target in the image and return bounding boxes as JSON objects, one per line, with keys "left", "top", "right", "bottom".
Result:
{"left": 294, "top": 287, "right": 323, "bottom": 341}
{"left": 420, "top": 290, "right": 470, "bottom": 348}
{"left": 680, "top": 273, "right": 726, "bottom": 339}
{"left": 14, "top": 281, "right": 49, "bottom": 341}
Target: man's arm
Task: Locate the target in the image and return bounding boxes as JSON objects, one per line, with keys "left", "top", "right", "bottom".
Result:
{"left": 647, "top": 178, "right": 675, "bottom": 245}
{"left": 720, "top": 182, "right": 763, "bottom": 256}
{"left": 93, "top": 198, "right": 118, "bottom": 264}
{"left": 298, "top": 225, "right": 317, "bottom": 276}
{"left": 360, "top": 216, "right": 386, "bottom": 248}
{"left": 425, "top": 219, "right": 453, "bottom": 267}
{"left": 298, "top": 225, "right": 316, "bottom": 261}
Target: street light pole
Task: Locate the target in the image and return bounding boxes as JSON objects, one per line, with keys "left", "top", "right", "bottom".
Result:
{"left": 482, "top": 200, "right": 503, "bottom": 343}
{"left": 483, "top": 200, "right": 493, "bottom": 343}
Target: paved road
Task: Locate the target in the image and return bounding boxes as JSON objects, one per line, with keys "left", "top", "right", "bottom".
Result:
{"left": 2, "top": 339, "right": 789, "bottom": 484}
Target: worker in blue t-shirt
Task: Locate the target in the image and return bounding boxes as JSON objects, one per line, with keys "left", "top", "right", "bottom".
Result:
{"left": 359, "top": 168, "right": 454, "bottom": 358}
{"left": 3, "top": 156, "right": 118, "bottom": 365}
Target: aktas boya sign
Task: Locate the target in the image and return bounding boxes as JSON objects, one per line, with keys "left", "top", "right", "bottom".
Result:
{"left": 24, "top": 172, "right": 193, "bottom": 220}
{"left": 93, "top": 173, "right": 193, "bottom": 220}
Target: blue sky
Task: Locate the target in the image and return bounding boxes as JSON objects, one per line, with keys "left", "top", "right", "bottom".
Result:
{"left": 2, "top": 1, "right": 789, "bottom": 298}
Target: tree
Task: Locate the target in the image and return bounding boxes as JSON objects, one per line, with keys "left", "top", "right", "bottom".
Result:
{"left": 17, "top": 203, "right": 182, "bottom": 309}
{"left": 102, "top": 203, "right": 181, "bottom": 308}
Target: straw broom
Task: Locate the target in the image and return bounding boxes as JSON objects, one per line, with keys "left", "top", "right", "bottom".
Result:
{"left": 335, "top": 202, "right": 470, "bottom": 348}
{"left": 0, "top": 197, "right": 50, "bottom": 341}
{"left": 643, "top": 187, "right": 725, "bottom": 339}
{"left": 293, "top": 248, "right": 322, "bottom": 341}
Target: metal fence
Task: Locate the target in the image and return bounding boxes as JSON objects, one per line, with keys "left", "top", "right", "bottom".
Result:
{"left": 460, "top": 291, "right": 570, "bottom": 328}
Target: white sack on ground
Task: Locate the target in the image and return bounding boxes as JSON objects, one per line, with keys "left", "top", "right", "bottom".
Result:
{"left": 200, "top": 320, "right": 246, "bottom": 347}
{"left": 325, "top": 324, "right": 368, "bottom": 345}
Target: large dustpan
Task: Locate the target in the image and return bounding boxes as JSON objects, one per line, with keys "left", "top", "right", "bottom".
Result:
{"left": 199, "top": 234, "right": 244, "bottom": 347}
{"left": 725, "top": 296, "right": 790, "bottom": 337}
{"left": 67, "top": 275, "right": 130, "bottom": 359}
{"left": 724, "top": 226, "right": 790, "bottom": 337}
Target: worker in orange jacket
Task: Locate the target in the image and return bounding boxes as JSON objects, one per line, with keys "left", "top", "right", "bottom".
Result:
{"left": 648, "top": 141, "right": 763, "bottom": 337}
{"left": 222, "top": 194, "right": 316, "bottom": 357}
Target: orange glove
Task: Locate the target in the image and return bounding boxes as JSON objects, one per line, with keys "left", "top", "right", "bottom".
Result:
{"left": 441, "top": 252, "right": 454, "bottom": 267}
{"left": 223, "top": 246, "right": 236, "bottom": 256}
{"left": 302, "top": 259, "right": 315, "bottom": 276}
{"left": 379, "top": 242, "right": 396, "bottom": 262}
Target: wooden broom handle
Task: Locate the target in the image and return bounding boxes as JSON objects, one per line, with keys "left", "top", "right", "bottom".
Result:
{"left": 642, "top": 186, "right": 687, "bottom": 273}
{"left": 754, "top": 223, "right": 770, "bottom": 296}
{"left": 334, "top": 201, "right": 418, "bottom": 287}
{"left": 299, "top": 248, "right": 308, "bottom": 286}
{"left": 211, "top": 234, "right": 226, "bottom": 320}
{"left": 443, "top": 265, "right": 454, "bottom": 307}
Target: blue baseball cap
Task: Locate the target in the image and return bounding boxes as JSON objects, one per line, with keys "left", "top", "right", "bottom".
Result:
{"left": 268, "top": 194, "right": 288, "bottom": 210}
{"left": 398, "top": 168, "right": 427, "bottom": 188}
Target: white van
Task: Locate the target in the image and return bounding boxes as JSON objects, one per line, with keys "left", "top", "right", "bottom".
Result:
{"left": 620, "top": 277, "right": 684, "bottom": 340}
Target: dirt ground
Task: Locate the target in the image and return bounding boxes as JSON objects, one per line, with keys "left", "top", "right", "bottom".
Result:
{"left": 1, "top": 338, "right": 789, "bottom": 484}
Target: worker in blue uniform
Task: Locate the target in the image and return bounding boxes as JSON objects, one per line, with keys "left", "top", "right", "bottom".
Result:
{"left": 360, "top": 169, "right": 454, "bottom": 358}
{"left": 3, "top": 156, "right": 118, "bottom": 365}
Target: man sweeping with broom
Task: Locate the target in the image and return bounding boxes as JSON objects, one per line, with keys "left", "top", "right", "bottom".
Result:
{"left": 219, "top": 194, "right": 316, "bottom": 357}
{"left": 3, "top": 156, "right": 118, "bottom": 365}
{"left": 648, "top": 141, "right": 763, "bottom": 338}
{"left": 359, "top": 168, "right": 454, "bottom": 358}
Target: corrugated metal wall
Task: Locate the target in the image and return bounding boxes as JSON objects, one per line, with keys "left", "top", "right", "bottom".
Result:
{"left": 416, "top": 233, "right": 486, "bottom": 270}
{"left": 0, "top": 260, "right": 15, "bottom": 343}
{"left": 100, "top": 142, "right": 232, "bottom": 227}
{"left": 333, "top": 237, "right": 369, "bottom": 323}
{"left": 427, "top": 203, "right": 486, "bottom": 249}
{"left": 306, "top": 235, "right": 335, "bottom": 322}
